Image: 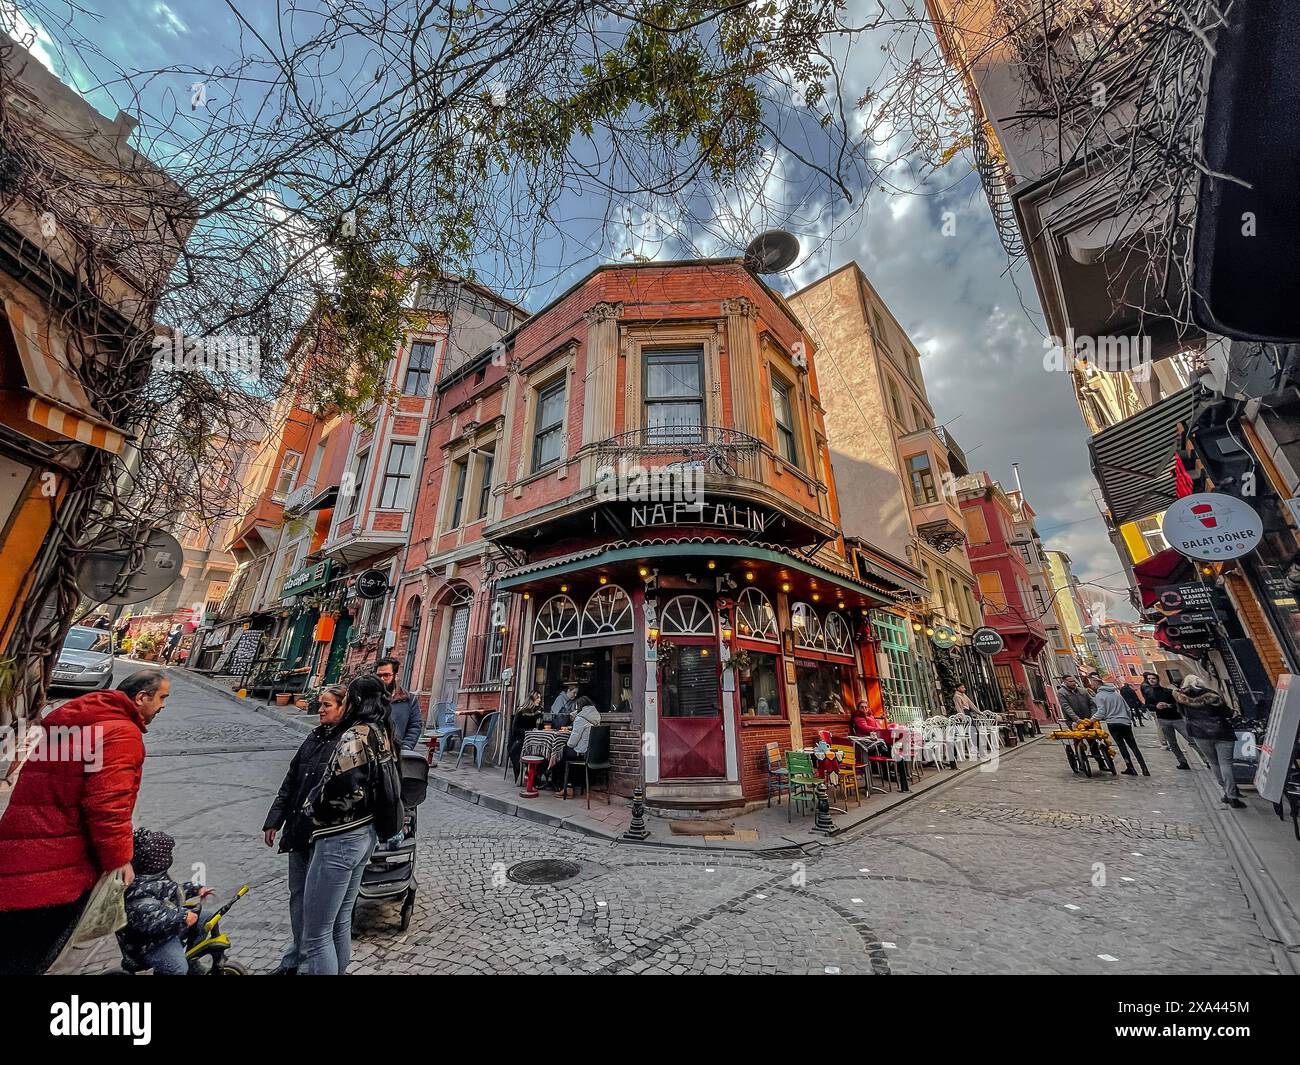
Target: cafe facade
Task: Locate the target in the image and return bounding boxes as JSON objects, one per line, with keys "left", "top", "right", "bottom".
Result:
{"left": 392, "top": 258, "right": 927, "bottom": 815}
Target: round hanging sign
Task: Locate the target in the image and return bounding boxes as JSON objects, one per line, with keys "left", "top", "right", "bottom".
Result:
{"left": 355, "top": 569, "right": 390, "bottom": 600}
{"left": 971, "top": 627, "right": 1004, "bottom": 656}
{"left": 1161, "top": 492, "right": 1263, "bottom": 561}
{"left": 930, "top": 624, "right": 958, "bottom": 649}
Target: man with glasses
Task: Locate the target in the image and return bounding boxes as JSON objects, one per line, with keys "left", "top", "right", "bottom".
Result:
{"left": 375, "top": 657, "right": 424, "bottom": 750}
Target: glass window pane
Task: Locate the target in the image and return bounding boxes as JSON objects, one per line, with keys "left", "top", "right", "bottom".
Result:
{"left": 738, "top": 651, "right": 781, "bottom": 716}
{"left": 646, "top": 353, "right": 701, "bottom": 399}
{"left": 661, "top": 646, "right": 718, "bottom": 717}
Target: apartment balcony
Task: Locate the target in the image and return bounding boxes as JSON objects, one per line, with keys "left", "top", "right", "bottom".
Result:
{"left": 321, "top": 505, "right": 409, "bottom": 564}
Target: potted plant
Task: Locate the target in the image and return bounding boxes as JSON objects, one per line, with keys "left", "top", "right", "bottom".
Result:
{"left": 275, "top": 692, "right": 293, "bottom": 706}
{"left": 722, "top": 646, "right": 754, "bottom": 676}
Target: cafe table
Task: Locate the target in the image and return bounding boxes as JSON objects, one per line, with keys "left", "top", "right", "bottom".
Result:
{"left": 518, "top": 729, "right": 570, "bottom": 797}
{"left": 851, "top": 724, "right": 912, "bottom": 792}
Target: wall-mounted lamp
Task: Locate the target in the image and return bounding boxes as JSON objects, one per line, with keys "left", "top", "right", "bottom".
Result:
{"left": 648, "top": 625, "right": 660, "bottom": 642}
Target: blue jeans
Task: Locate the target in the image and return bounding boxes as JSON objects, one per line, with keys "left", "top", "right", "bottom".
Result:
{"left": 279, "top": 848, "right": 310, "bottom": 970}
{"left": 300, "top": 824, "right": 376, "bottom": 975}
{"left": 141, "top": 936, "right": 189, "bottom": 975}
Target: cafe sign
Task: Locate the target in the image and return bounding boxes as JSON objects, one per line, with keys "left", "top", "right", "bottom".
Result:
{"left": 280, "top": 559, "right": 333, "bottom": 601}
{"left": 630, "top": 500, "right": 774, "bottom": 535}
{"left": 971, "top": 627, "right": 1004, "bottom": 656}
{"left": 1161, "top": 493, "right": 1263, "bottom": 561}
{"left": 930, "top": 624, "right": 958, "bottom": 649}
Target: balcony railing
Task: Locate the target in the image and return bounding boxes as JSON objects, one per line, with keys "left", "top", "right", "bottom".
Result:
{"left": 592, "top": 425, "right": 762, "bottom": 480}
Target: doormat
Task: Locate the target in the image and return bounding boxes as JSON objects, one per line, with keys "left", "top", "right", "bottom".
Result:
{"left": 669, "top": 820, "right": 734, "bottom": 836}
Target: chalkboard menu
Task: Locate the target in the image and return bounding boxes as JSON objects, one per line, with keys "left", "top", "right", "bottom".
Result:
{"left": 214, "top": 630, "right": 262, "bottom": 676}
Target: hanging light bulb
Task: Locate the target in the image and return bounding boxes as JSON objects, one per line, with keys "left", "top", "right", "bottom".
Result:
{"left": 781, "top": 581, "right": 791, "bottom": 593}
{"left": 912, "top": 621, "right": 922, "bottom": 632}
{"left": 639, "top": 566, "right": 649, "bottom": 577}
{"left": 707, "top": 560, "right": 716, "bottom": 570}
{"left": 599, "top": 576, "right": 608, "bottom": 585}
{"left": 745, "top": 571, "right": 755, "bottom": 581}
{"left": 811, "top": 592, "right": 820, "bottom": 602}
{"left": 560, "top": 583, "right": 569, "bottom": 593}
{"left": 523, "top": 592, "right": 531, "bottom": 600}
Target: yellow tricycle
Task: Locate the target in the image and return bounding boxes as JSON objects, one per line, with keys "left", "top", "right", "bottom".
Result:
{"left": 1050, "top": 719, "right": 1118, "bottom": 777}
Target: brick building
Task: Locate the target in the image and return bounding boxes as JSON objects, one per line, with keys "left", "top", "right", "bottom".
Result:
{"left": 394, "top": 259, "right": 919, "bottom": 814}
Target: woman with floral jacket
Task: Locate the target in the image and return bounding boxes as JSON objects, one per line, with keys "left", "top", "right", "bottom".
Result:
{"left": 298, "top": 674, "right": 401, "bottom": 974}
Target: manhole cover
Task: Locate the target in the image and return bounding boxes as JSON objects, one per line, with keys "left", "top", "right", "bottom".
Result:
{"left": 507, "top": 859, "right": 582, "bottom": 885}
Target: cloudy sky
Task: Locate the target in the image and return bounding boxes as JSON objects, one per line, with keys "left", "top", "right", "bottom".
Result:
{"left": 4, "top": 0, "right": 1131, "bottom": 618}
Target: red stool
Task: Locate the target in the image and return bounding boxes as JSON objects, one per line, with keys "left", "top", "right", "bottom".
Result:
{"left": 520, "top": 755, "right": 545, "bottom": 798}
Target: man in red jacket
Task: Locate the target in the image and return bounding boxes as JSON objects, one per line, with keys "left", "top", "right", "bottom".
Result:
{"left": 0, "top": 669, "right": 170, "bottom": 974}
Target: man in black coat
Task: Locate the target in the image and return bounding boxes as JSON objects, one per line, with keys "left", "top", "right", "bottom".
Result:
{"left": 1141, "top": 671, "right": 1189, "bottom": 768}
{"left": 1118, "top": 681, "right": 1147, "bottom": 725}
{"left": 375, "top": 657, "right": 424, "bottom": 750}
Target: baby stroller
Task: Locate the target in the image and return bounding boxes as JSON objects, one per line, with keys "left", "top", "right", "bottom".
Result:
{"left": 354, "top": 750, "right": 429, "bottom": 932}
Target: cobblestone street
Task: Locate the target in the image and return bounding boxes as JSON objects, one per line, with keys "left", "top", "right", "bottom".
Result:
{"left": 60, "top": 666, "right": 1288, "bottom": 975}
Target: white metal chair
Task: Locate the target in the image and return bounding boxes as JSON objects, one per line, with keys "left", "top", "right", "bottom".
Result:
{"left": 946, "top": 713, "right": 973, "bottom": 762}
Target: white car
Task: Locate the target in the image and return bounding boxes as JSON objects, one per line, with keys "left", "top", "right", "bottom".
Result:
{"left": 51, "top": 625, "right": 116, "bottom": 691}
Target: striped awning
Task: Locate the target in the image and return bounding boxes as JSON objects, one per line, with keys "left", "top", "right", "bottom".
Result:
{"left": 2, "top": 297, "right": 127, "bottom": 453}
{"left": 1088, "top": 385, "right": 1197, "bottom": 526}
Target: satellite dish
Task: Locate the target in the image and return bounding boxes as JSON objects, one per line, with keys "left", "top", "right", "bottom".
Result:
{"left": 743, "top": 230, "right": 800, "bottom": 273}
{"left": 74, "top": 529, "right": 184, "bottom": 606}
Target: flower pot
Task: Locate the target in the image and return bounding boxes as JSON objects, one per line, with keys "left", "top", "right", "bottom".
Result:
{"left": 293, "top": 696, "right": 309, "bottom": 709}
{"left": 275, "top": 693, "right": 292, "bottom": 706}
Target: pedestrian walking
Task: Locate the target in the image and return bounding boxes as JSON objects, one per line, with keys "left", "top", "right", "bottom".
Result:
{"left": 298, "top": 674, "right": 403, "bottom": 974}
{"left": 1174, "top": 676, "right": 1245, "bottom": 808}
{"left": 1056, "top": 676, "right": 1094, "bottom": 725}
{"left": 1119, "top": 681, "right": 1147, "bottom": 725}
{"left": 263, "top": 683, "right": 346, "bottom": 975}
{"left": 374, "top": 656, "right": 424, "bottom": 749}
{"left": 1091, "top": 673, "right": 1149, "bottom": 776}
{"left": 0, "top": 669, "right": 170, "bottom": 975}
{"left": 1141, "top": 671, "right": 1190, "bottom": 769}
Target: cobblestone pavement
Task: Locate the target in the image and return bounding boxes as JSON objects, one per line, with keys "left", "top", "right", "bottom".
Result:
{"left": 64, "top": 665, "right": 1283, "bottom": 974}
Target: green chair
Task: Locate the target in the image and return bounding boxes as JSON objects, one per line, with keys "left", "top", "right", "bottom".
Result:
{"left": 785, "top": 750, "right": 818, "bottom": 822}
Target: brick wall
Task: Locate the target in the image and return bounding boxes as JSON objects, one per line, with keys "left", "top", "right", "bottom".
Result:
{"left": 606, "top": 714, "right": 641, "bottom": 795}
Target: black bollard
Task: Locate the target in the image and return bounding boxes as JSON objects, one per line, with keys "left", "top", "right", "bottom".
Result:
{"left": 621, "top": 785, "right": 651, "bottom": 841}
{"left": 811, "top": 780, "right": 835, "bottom": 835}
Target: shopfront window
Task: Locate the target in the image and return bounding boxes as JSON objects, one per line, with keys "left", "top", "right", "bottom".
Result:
{"left": 735, "top": 587, "right": 778, "bottom": 643}
{"left": 871, "top": 610, "right": 927, "bottom": 724}
{"left": 581, "top": 585, "right": 633, "bottom": 636}
{"left": 533, "top": 594, "right": 579, "bottom": 643}
{"left": 532, "top": 644, "right": 630, "bottom": 716}
{"left": 795, "top": 659, "right": 854, "bottom": 716}
{"left": 791, "top": 602, "right": 823, "bottom": 649}
{"left": 737, "top": 649, "right": 782, "bottom": 716}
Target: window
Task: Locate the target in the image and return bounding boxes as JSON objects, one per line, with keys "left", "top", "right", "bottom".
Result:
{"left": 912, "top": 404, "right": 925, "bottom": 432}
{"left": 661, "top": 646, "right": 719, "bottom": 718}
{"left": 1135, "top": 515, "right": 1169, "bottom": 556}
{"left": 1017, "top": 543, "right": 1033, "bottom": 565}
{"left": 791, "top": 602, "right": 824, "bottom": 650}
{"left": 964, "top": 506, "right": 990, "bottom": 544}
{"left": 871, "top": 610, "right": 926, "bottom": 724}
{"left": 771, "top": 376, "right": 798, "bottom": 463}
{"left": 644, "top": 350, "right": 704, "bottom": 444}
{"left": 978, "top": 571, "right": 1008, "bottom": 613}
{"left": 531, "top": 379, "right": 566, "bottom": 471}
{"left": 947, "top": 578, "right": 961, "bottom": 622}
{"left": 795, "top": 660, "right": 854, "bottom": 716}
{"left": 908, "top": 453, "right": 937, "bottom": 506}
{"left": 447, "top": 458, "right": 468, "bottom": 528}
{"left": 823, "top": 612, "right": 852, "bottom": 655}
{"left": 475, "top": 449, "right": 495, "bottom": 520}
{"left": 1033, "top": 586, "right": 1048, "bottom": 614}
{"left": 533, "top": 595, "right": 579, "bottom": 642}
{"left": 379, "top": 442, "right": 415, "bottom": 509}
{"left": 738, "top": 650, "right": 782, "bottom": 717}
{"left": 343, "top": 448, "right": 368, "bottom": 518}
{"left": 581, "top": 586, "right": 633, "bottom": 636}
{"left": 887, "top": 376, "right": 905, "bottom": 424}
{"left": 403, "top": 341, "right": 437, "bottom": 395}
{"left": 483, "top": 593, "right": 508, "bottom": 683}
{"left": 660, "top": 595, "right": 714, "bottom": 636}
{"left": 274, "top": 451, "right": 302, "bottom": 499}
{"left": 735, "top": 588, "right": 778, "bottom": 643}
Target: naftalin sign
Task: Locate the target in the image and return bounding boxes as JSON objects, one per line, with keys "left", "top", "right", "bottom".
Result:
{"left": 1161, "top": 493, "right": 1263, "bottom": 561}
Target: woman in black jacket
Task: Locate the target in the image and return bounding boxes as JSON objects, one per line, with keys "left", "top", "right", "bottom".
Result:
{"left": 1141, "top": 672, "right": 1188, "bottom": 768}
{"left": 1174, "top": 676, "right": 1244, "bottom": 807}
{"left": 298, "top": 674, "right": 400, "bottom": 974}
{"left": 263, "top": 683, "right": 345, "bottom": 974}
{"left": 508, "top": 690, "right": 543, "bottom": 782}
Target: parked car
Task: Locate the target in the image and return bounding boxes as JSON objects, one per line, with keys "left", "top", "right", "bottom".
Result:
{"left": 50, "top": 625, "right": 116, "bottom": 691}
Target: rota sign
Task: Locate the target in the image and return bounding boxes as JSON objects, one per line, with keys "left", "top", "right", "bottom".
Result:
{"left": 1161, "top": 492, "right": 1263, "bottom": 561}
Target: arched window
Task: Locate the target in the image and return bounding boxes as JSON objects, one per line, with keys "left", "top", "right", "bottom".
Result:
{"left": 533, "top": 594, "right": 578, "bottom": 643}
{"left": 581, "top": 585, "right": 633, "bottom": 636}
{"left": 791, "top": 602, "right": 824, "bottom": 650}
{"left": 400, "top": 596, "right": 422, "bottom": 690}
{"left": 660, "top": 595, "right": 715, "bottom": 636}
{"left": 735, "top": 587, "right": 778, "bottom": 643}
{"left": 823, "top": 611, "right": 852, "bottom": 656}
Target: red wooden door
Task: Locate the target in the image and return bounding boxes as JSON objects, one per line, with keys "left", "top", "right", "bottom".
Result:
{"left": 659, "top": 645, "right": 726, "bottom": 778}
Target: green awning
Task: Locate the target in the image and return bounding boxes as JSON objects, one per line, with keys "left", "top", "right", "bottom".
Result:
{"left": 280, "top": 559, "right": 333, "bottom": 601}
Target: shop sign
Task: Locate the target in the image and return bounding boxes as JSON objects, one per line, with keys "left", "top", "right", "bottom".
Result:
{"left": 629, "top": 500, "right": 773, "bottom": 534}
{"left": 1256, "top": 674, "right": 1300, "bottom": 802}
{"left": 356, "top": 568, "right": 390, "bottom": 600}
{"left": 971, "top": 627, "right": 1004, "bottom": 655}
{"left": 1161, "top": 493, "right": 1263, "bottom": 561}
{"left": 280, "top": 559, "right": 333, "bottom": 601}
{"left": 930, "top": 624, "right": 958, "bottom": 649}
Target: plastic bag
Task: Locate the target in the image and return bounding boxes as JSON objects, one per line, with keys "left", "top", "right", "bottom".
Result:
{"left": 70, "top": 868, "right": 128, "bottom": 943}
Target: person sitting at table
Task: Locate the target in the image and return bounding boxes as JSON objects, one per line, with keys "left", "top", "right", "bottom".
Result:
{"left": 850, "top": 704, "right": 874, "bottom": 737}
{"left": 551, "top": 696, "right": 601, "bottom": 794}
{"left": 548, "top": 683, "right": 578, "bottom": 728}
{"left": 508, "top": 690, "right": 544, "bottom": 782}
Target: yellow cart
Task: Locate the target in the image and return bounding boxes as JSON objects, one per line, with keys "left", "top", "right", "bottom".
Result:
{"left": 1049, "top": 719, "right": 1118, "bottom": 777}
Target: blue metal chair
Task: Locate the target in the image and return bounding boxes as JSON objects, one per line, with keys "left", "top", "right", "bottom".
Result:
{"left": 454, "top": 711, "right": 500, "bottom": 770}
{"left": 425, "top": 702, "right": 460, "bottom": 761}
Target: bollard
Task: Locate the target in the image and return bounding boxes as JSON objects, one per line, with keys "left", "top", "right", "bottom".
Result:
{"left": 811, "top": 780, "right": 835, "bottom": 835}
{"left": 621, "top": 786, "right": 651, "bottom": 841}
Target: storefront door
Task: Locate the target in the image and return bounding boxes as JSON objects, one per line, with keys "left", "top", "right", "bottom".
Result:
{"left": 659, "top": 645, "right": 726, "bottom": 778}
{"left": 440, "top": 603, "right": 470, "bottom": 705}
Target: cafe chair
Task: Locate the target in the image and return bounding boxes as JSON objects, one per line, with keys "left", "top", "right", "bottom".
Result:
{"left": 863, "top": 735, "right": 898, "bottom": 793}
{"left": 784, "top": 750, "right": 818, "bottom": 822}
{"left": 947, "top": 713, "right": 973, "bottom": 762}
{"left": 561, "top": 725, "right": 613, "bottom": 807}
{"left": 425, "top": 702, "right": 461, "bottom": 763}
{"left": 454, "top": 711, "right": 500, "bottom": 770}
{"left": 831, "top": 744, "right": 862, "bottom": 807}
{"left": 764, "top": 742, "right": 790, "bottom": 807}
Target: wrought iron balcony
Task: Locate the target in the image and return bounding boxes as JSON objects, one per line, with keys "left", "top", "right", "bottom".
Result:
{"left": 593, "top": 425, "right": 762, "bottom": 478}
